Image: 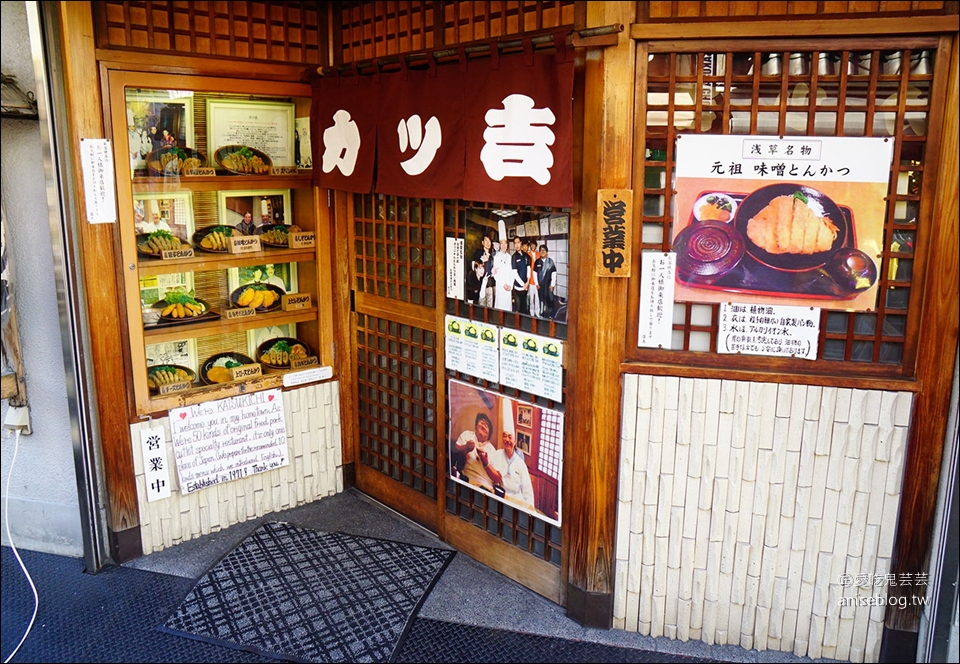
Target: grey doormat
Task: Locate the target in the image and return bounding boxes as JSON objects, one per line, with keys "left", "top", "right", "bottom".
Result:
{"left": 160, "top": 521, "right": 455, "bottom": 663}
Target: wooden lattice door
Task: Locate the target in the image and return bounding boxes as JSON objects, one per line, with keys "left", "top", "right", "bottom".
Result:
{"left": 347, "top": 193, "right": 443, "bottom": 531}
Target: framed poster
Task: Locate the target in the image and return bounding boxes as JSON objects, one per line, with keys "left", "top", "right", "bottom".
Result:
{"left": 227, "top": 262, "right": 298, "bottom": 295}
{"left": 453, "top": 208, "right": 570, "bottom": 323}
{"left": 217, "top": 189, "right": 292, "bottom": 229}
{"left": 206, "top": 99, "right": 296, "bottom": 167}
{"left": 145, "top": 339, "right": 198, "bottom": 373}
{"left": 448, "top": 379, "right": 563, "bottom": 526}
{"left": 139, "top": 272, "right": 194, "bottom": 308}
{"left": 672, "top": 134, "right": 893, "bottom": 311}
{"left": 247, "top": 323, "right": 297, "bottom": 359}
{"left": 133, "top": 191, "right": 194, "bottom": 242}
{"left": 124, "top": 89, "right": 195, "bottom": 175}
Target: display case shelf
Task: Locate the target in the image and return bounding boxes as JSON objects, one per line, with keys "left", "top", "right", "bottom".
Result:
{"left": 137, "top": 249, "right": 317, "bottom": 276}
{"left": 143, "top": 306, "right": 318, "bottom": 344}
{"left": 109, "top": 69, "right": 332, "bottom": 416}
{"left": 132, "top": 174, "right": 313, "bottom": 194}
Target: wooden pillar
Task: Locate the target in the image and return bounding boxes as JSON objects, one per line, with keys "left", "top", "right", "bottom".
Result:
{"left": 55, "top": 1, "right": 142, "bottom": 561}
{"left": 888, "top": 31, "right": 960, "bottom": 632}
{"left": 565, "top": 1, "right": 636, "bottom": 628}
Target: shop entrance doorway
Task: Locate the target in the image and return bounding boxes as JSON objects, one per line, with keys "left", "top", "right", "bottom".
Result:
{"left": 345, "top": 194, "right": 444, "bottom": 532}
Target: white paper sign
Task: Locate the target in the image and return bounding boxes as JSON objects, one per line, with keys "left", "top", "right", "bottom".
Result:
{"left": 475, "top": 321, "right": 500, "bottom": 384}
{"left": 499, "top": 330, "right": 564, "bottom": 403}
{"left": 139, "top": 426, "right": 172, "bottom": 501}
{"left": 79, "top": 138, "right": 117, "bottom": 223}
{"left": 638, "top": 252, "right": 676, "bottom": 348}
{"left": 718, "top": 302, "right": 820, "bottom": 359}
{"left": 169, "top": 389, "right": 288, "bottom": 494}
{"left": 445, "top": 315, "right": 466, "bottom": 372}
{"left": 675, "top": 135, "right": 894, "bottom": 183}
{"left": 446, "top": 237, "right": 465, "bottom": 300}
{"left": 282, "top": 366, "right": 333, "bottom": 387}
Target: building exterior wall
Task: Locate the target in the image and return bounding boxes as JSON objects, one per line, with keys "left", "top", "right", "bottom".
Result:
{"left": 0, "top": 0, "right": 83, "bottom": 557}
{"left": 614, "top": 375, "right": 913, "bottom": 662}
{"left": 130, "top": 381, "right": 343, "bottom": 554}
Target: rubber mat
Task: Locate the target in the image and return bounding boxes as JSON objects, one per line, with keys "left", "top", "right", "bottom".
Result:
{"left": 161, "top": 522, "right": 455, "bottom": 662}
{"left": 394, "top": 617, "right": 720, "bottom": 663}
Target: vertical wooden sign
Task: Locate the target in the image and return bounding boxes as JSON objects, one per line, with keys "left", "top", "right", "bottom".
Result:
{"left": 596, "top": 189, "right": 632, "bottom": 277}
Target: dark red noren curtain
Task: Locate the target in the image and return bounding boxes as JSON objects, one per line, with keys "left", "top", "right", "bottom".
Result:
{"left": 316, "top": 72, "right": 378, "bottom": 193}
{"left": 462, "top": 46, "right": 575, "bottom": 208}
{"left": 375, "top": 61, "right": 465, "bottom": 199}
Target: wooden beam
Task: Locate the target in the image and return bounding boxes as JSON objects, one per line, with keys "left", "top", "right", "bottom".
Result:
{"left": 565, "top": 0, "right": 635, "bottom": 629}
{"left": 887, "top": 32, "right": 960, "bottom": 632}
{"left": 620, "top": 362, "right": 922, "bottom": 393}
{"left": 58, "top": 1, "right": 142, "bottom": 559}
{"left": 630, "top": 16, "right": 958, "bottom": 42}
{"left": 444, "top": 513, "right": 562, "bottom": 604}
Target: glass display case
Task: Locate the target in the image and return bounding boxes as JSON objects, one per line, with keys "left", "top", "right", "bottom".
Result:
{"left": 108, "top": 71, "right": 329, "bottom": 415}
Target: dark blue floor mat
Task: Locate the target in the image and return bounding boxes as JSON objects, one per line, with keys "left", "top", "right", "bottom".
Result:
{"left": 2, "top": 546, "right": 273, "bottom": 662}
{"left": 3, "top": 546, "right": 717, "bottom": 663}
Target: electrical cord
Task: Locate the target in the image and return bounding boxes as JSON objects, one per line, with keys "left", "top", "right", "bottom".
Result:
{"left": 3, "top": 427, "right": 39, "bottom": 663}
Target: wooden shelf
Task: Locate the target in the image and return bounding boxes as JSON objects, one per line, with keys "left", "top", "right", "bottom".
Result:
{"left": 132, "top": 173, "right": 313, "bottom": 193}
{"left": 137, "top": 248, "right": 316, "bottom": 276}
{"left": 143, "top": 306, "right": 319, "bottom": 343}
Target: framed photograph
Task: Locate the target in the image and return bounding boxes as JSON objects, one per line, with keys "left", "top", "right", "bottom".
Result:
{"left": 246, "top": 323, "right": 297, "bottom": 359}
{"left": 145, "top": 339, "right": 198, "bottom": 373}
{"left": 139, "top": 272, "right": 194, "bottom": 308}
{"left": 217, "top": 189, "right": 292, "bottom": 229}
{"left": 124, "top": 89, "right": 195, "bottom": 175}
{"left": 453, "top": 208, "right": 571, "bottom": 323}
{"left": 447, "top": 379, "right": 563, "bottom": 527}
{"left": 227, "top": 262, "right": 298, "bottom": 295}
{"left": 133, "top": 191, "right": 194, "bottom": 242}
{"left": 206, "top": 99, "right": 296, "bottom": 167}
{"left": 516, "top": 431, "right": 531, "bottom": 455}
{"left": 517, "top": 405, "right": 533, "bottom": 428}
{"left": 295, "top": 117, "right": 313, "bottom": 169}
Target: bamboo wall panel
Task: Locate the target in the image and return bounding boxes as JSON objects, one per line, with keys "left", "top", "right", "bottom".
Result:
{"left": 641, "top": 1, "right": 950, "bottom": 21}
{"left": 94, "top": 1, "right": 326, "bottom": 65}
{"left": 131, "top": 382, "right": 343, "bottom": 553}
{"left": 615, "top": 375, "right": 913, "bottom": 662}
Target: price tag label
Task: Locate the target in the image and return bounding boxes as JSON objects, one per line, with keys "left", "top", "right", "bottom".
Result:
{"left": 272, "top": 165, "right": 299, "bottom": 175}
{"left": 229, "top": 236, "right": 262, "bottom": 254}
{"left": 161, "top": 247, "right": 195, "bottom": 260}
{"left": 224, "top": 307, "right": 257, "bottom": 320}
{"left": 290, "top": 356, "right": 319, "bottom": 370}
{"left": 282, "top": 293, "right": 312, "bottom": 311}
{"left": 230, "top": 364, "right": 263, "bottom": 381}
{"left": 288, "top": 232, "right": 315, "bottom": 248}
{"left": 158, "top": 380, "right": 192, "bottom": 395}
{"left": 183, "top": 167, "right": 216, "bottom": 176}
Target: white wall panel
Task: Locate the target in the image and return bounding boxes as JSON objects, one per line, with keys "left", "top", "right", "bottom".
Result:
{"left": 615, "top": 376, "right": 912, "bottom": 663}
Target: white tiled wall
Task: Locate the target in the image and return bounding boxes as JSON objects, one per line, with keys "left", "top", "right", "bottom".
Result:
{"left": 130, "top": 381, "right": 343, "bottom": 554}
{"left": 615, "top": 376, "right": 912, "bottom": 663}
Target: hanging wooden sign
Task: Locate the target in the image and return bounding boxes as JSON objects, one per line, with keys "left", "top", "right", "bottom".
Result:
{"left": 596, "top": 189, "right": 632, "bottom": 278}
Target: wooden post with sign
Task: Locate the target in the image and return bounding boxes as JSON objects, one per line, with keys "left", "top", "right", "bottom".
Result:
{"left": 596, "top": 188, "right": 632, "bottom": 277}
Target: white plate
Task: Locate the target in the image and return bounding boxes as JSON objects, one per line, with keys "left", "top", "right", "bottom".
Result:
{"left": 693, "top": 193, "right": 737, "bottom": 223}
